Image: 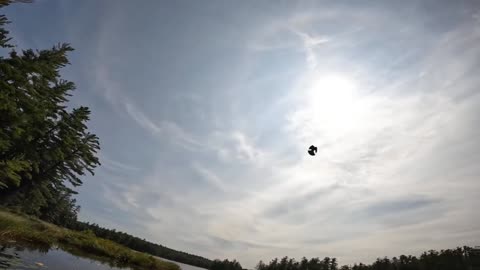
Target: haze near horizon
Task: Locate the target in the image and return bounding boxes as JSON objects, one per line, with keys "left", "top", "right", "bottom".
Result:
{"left": 4, "top": 0, "right": 480, "bottom": 268}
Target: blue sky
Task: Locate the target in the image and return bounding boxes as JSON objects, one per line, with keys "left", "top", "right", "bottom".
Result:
{"left": 4, "top": 0, "right": 480, "bottom": 267}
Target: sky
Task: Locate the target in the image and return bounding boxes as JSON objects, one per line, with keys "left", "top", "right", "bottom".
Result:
{"left": 3, "top": 0, "right": 480, "bottom": 268}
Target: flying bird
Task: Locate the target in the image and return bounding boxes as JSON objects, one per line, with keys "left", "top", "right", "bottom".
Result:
{"left": 308, "top": 145, "right": 318, "bottom": 156}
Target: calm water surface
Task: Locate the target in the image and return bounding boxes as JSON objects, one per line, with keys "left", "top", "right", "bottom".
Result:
{"left": 0, "top": 243, "right": 205, "bottom": 270}
{"left": 155, "top": 257, "right": 207, "bottom": 270}
{"left": 0, "top": 245, "right": 132, "bottom": 270}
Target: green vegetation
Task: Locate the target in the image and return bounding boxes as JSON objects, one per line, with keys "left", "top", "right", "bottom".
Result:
{"left": 0, "top": 0, "right": 99, "bottom": 227}
{"left": 210, "top": 259, "right": 243, "bottom": 270}
{"left": 67, "top": 221, "right": 213, "bottom": 268}
{"left": 0, "top": 209, "right": 180, "bottom": 270}
{"left": 255, "top": 249, "right": 478, "bottom": 270}
{"left": 1, "top": 2, "right": 477, "bottom": 270}
{"left": 0, "top": 1, "right": 213, "bottom": 268}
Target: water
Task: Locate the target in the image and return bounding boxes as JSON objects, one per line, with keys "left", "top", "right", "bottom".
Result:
{"left": 0, "top": 245, "right": 132, "bottom": 270}
{"left": 155, "top": 257, "right": 207, "bottom": 270}
{"left": 0, "top": 243, "right": 205, "bottom": 270}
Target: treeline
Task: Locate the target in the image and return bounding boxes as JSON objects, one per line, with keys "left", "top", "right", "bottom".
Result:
{"left": 0, "top": 2, "right": 214, "bottom": 269}
{"left": 2, "top": 2, "right": 478, "bottom": 270}
{"left": 210, "top": 259, "right": 243, "bottom": 270}
{"left": 67, "top": 221, "right": 212, "bottom": 268}
{"left": 254, "top": 246, "right": 479, "bottom": 270}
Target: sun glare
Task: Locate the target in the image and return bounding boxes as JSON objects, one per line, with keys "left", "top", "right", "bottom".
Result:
{"left": 306, "top": 74, "right": 360, "bottom": 135}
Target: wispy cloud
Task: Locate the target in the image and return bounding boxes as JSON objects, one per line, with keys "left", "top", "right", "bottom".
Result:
{"left": 12, "top": 0, "right": 480, "bottom": 267}
{"left": 192, "top": 162, "right": 229, "bottom": 192}
{"left": 290, "top": 29, "right": 329, "bottom": 70}
{"left": 100, "top": 154, "right": 141, "bottom": 172}
{"left": 94, "top": 62, "right": 204, "bottom": 152}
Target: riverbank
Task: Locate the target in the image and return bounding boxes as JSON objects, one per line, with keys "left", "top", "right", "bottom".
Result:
{"left": 0, "top": 209, "right": 180, "bottom": 270}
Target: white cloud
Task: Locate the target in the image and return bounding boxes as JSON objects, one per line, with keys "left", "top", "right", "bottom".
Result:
{"left": 99, "top": 154, "right": 141, "bottom": 172}
{"left": 94, "top": 63, "right": 204, "bottom": 152}
{"left": 70, "top": 1, "right": 480, "bottom": 267}
{"left": 290, "top": 29, "right": 329, "bottom": 70}
{"left": 124, "top": 102, "right": 162, "bottom": 134}
{"left": 192, "top": 162, "right": 229, "bottom": 192}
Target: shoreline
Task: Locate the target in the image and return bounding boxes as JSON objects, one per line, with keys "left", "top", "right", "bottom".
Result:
{"left": 0, "top": 209, "right": 180, "bottom": 270}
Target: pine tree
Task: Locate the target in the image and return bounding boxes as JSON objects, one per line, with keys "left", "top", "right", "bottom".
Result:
{"left": 0, "top": 2, "right": 100, "bottom": 222}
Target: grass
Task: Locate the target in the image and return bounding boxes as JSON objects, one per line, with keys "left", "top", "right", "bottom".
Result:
{"left": 0, "top": 209, "right": 180, "bottom": 270}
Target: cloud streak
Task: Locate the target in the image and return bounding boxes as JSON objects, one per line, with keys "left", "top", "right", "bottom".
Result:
{"left": 7, "top": 0, "right": 480, "bottom": 268}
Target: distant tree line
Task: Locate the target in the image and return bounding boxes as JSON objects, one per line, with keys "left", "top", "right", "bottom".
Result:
{"left": 1, "top": 2, "right": 478, "bottom": 270}
{"left": 210, "top": 259, "right": 243, "bottom": 270}
{"left": 0, "top": 2, "right": 214, "bottom": 269}
{"left": 66, "top": 221, "right": 212, "bottom": 268}
{"left": 254, "top": 247, "right": 479, "bottom": 270}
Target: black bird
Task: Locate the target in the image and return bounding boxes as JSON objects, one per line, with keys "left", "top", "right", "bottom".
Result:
{"left": 308, "top": 145, "right": 318, "bottom": 156}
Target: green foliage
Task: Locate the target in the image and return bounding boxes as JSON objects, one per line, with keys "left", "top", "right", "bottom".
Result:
{"left": 0, "top": 15, "right": 12, "bottom": 48}
{"left": 0, "top": 3, "right": 100, "bottom": 228}
{"left": 0, "top": 210, "right": 180, "bottom": 270}
{"left": 0, "top": 42, "right": 100, "bottom": 190}
{"left": 0, "top": 1, "right": 33, "bottom": 8}
{"left": 210, "top": 259, "right": 243, "bottom": 270}
{"left": 255, "top": 250, "right": 477, "bottom": 270}
{"left": 0, "top": 209, "right": 58, "bottom": 247}
{"left": 68, "top": 220, "right": 214, "bottom": 269}
{"left": 0, "top": 7, "right": 211, "bottom": 269}
{"left": 0, "top": 159, "right": 30, "bottom": 188}
{"left": 0, "top": 3, "right": 478, "bottom": 270}
{"left": 0, "top": 6, "right": 209, "bottom": 269}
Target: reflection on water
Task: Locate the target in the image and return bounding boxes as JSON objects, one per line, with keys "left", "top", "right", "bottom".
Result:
{"left": 0, "top": 241, "right": 203, "bottom": 270}
{"left": 0, "top": 243, "right": 132, "bottom": 270}
{"left": 156, "top": 257, "right": 207, "bottom": 270}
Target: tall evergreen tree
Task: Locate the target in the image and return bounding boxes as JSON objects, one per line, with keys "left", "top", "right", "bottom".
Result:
{"left": 0, "top": 2, "right": 100, "bottom": 220}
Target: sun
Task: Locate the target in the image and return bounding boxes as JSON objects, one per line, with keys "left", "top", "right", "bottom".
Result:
{"left": 287, "top": 72, "right": 373, "bottom": 145}
{"left": 306, "top": 74, "right": 359, "bottom": 133}
{"left": 309, "top": 74, "right": 356, "bottom": 108}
